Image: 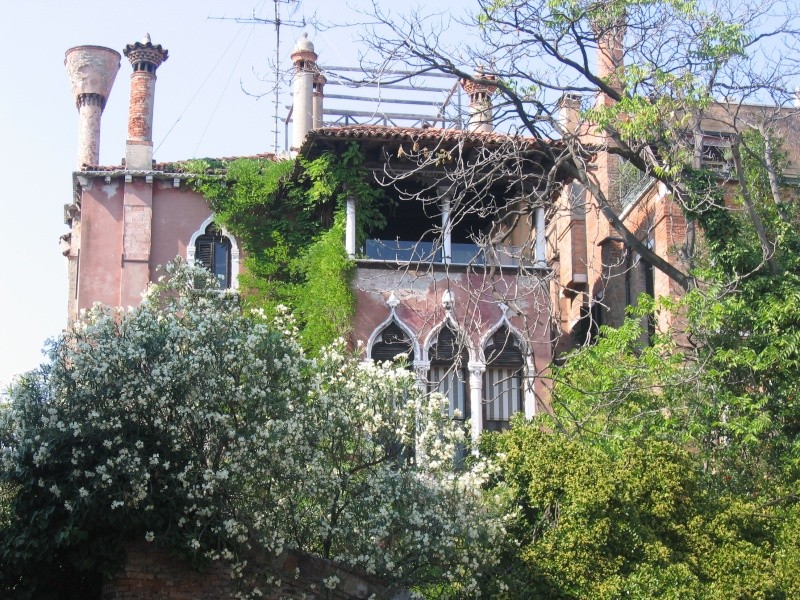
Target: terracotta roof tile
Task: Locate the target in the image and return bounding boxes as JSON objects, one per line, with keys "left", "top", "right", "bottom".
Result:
{"left": 300, "top": 125, "right": 541, "bottom": 152}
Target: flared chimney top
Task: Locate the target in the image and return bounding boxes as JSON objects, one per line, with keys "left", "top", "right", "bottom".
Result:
{"left": 64, "top": 45, "right": 121, "bottom": 168}
{"left": 123, "top": 34, "right": 169, "bottom": 72}
{"left": 460, "top": 67, "right": 497, "bottom": 133}
{"left": 124, "top": 35, "right": 168, "bottom": 170}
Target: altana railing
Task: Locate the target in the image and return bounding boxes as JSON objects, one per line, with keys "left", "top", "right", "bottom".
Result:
{"left": 618, "top": 159, "right": 654, "bottom": 208}
{"left": 363, "top": 240, "right": 525, "bottom": 266}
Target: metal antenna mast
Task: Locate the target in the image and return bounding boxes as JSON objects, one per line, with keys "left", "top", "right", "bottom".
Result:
{"left": 232, "top": 0, "right": 305, "bottom": 153}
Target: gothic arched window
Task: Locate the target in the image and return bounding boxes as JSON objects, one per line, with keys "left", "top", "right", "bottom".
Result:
{"left": 195, "top": 223, "right": 232, "bottom": 288}
{"left": 429, "top": 325, "right": 469, "bottom": 421}
{"left": 371, "top": 322, "right": 414, "bottom": 365}
{"left": 483, "top": 326, "right": 524, "bottom": 431}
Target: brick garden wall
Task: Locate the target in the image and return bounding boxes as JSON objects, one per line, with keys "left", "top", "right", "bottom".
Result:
{"left": 102, "top": 542, "right": 400, "bottom": 600}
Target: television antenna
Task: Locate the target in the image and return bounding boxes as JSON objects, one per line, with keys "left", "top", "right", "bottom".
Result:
{"left": 215, "top": 0, "right": 306, "bottom": 153}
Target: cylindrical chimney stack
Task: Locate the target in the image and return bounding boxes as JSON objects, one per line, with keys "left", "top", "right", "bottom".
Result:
{"left": 291, "top": 33, "right": 317, "bottom": 150}
{"left": 592, "top": 14, "right": 626, "bottom": 107}
{"left": 123, "top": 34, "right": 168, "bottom": 170}
{"left": 557, "top": 93, "right": 582, "bottom": 136}
{"left": 460, "top": 68, "right": 497, "bottom": 133}
{"left": 312, "top": 71, "right": 327, "bottom": 130}
{"left": 65, "top": 46, "right": 121, "bottom": 169}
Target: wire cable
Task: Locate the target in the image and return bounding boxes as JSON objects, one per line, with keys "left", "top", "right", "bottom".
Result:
{"left": 155, "top": 24, "right": 246, "bottom": 154}
{"left": 192, "top": 24, "right": 256, "bottom": 157}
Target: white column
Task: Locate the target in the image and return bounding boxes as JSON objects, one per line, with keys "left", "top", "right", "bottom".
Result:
{"left": 468, "top": 362, "right": 485, "bottom": 443}
{"left": 413, "top": 360, "right": 431, "bottom": 465}
{"left": 345, "top": 196, "right": 357, "bottom": 258}
{"left": 441, "top": 190, "right": 452, "bottom": 264}
{"left": 292, "top": 69, "right": 314, "bottom": 150}
{"left": 470, "top": 98, "right": 493, "bottom": 133}
{"left": 524, "top": 368, "right": 537, "bottom": 419}
{"left": 534, "top": 206, "right": 547, "bottom": 267}
{"left": 414, "top": 361, "right": 430, "bottom": 393}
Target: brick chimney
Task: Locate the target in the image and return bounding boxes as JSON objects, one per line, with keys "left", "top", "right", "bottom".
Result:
{"left": 291, "top": 33, "right": 318, "bottom": 150}
{"left": 123, "top": 34, "right": 168, "bottom": 170}
{"left": 460, "top": 68, "right": 497, "bottom": 133}
{"left": 592, "top": 14, "right": 626, "bottom": 107}
{"left": 64, "top": 46, "right": 121, "bottom": 168}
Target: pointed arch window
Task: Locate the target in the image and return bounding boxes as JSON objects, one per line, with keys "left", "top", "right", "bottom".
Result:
{"left": 195, "top": 223, "right": 232, "bottom": 288}
{"left": 429, "top": 325, "right": 469, "bottom": 421}
{"left": 371, "top": 322, "right": 414, "bottom": 365}
{"left": 483, "top": 326, "right": 524, "bottom": 431}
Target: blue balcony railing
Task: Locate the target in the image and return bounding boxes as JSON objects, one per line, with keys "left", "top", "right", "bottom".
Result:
{"left": 363, "top": 240, "right": 523, "bottom": 267}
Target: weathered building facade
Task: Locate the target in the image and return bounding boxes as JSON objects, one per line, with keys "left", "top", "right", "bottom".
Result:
{"left": 63, "top": 35, "right": 557, "bottom": 441}
{"left": 63, "top": 31, "right": 800, "bottom": 444}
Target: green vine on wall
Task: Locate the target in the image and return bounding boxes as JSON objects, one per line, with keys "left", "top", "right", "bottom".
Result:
{"left": 185, "top": 142, "right": 384, "bottom": 353}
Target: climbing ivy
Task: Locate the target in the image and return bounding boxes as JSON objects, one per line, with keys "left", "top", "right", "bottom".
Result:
{"left": 185, "top": 142, "right": 384, "bottom": 353}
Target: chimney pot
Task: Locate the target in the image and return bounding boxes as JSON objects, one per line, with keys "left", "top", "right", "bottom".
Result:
{"left": 291, "top": 33, "right": 318, "bottom": 150}
{"left": 557, "top": 93, "right": 582, "bottom": 136}
{"left": 460, "top": 69, "right": 497, "bottom": 133}
{"left": 123, "top": 36, "right": 168, "bottom": 170}
{"left": 65, "top": 46, "right": 121, "bottom": 168}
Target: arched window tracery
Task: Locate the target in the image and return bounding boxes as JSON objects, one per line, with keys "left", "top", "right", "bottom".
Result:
{"left": 428, "top": 325, "right": 469, "bottom": 421}
{"left": 482, "top": 325, "right": 524, "bottom": 431}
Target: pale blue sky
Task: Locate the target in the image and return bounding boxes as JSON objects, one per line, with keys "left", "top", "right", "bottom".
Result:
{"left": 0, "top": 0, "right": 471, "bottom": 390}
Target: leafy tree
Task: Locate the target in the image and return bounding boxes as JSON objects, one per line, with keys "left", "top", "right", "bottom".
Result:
{"left": 348, "top": 6, "right": 800, "bottom": 592}
{"left": 0, "top": 262, "right": 501, "bottom": 599}
{"left": 185, "top": 142, "right": 385, "bottom": 353}
{"left": 482, "top": 418, "right": 800, "bottom": 599}
{"left": 357, "top": 0, "right": 800, "bottom": 293}
{"left": 474, "top": 301, "right": 800, "bottom": 598}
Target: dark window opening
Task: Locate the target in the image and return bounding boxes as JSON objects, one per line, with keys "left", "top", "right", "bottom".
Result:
{"left": 450, "top": 203, "right": 496, "bottom": 264}
{"left": 483, "top": 326, "right": 524, "bottom": 431}
{"left": 699, "top": 132, "right": 732, "bottom": 169}
{"left": 644, "top": 257, "right": 655, "bottom": 343}
{"left": 366, "top": 190, "right": 440, "bottom": 261}
{"left": 429, "top": 325, "right": 469, "bottom": 420}
{"left": 371, "top": 322, "right": 414, "bottom": 365}
{"left": 195, "top": 223, "right": 232, "bottom": 288}
{"left": 364, "top": 180, "right": 505, "bottom": 265}
{"left": 574, "top": 301, "right": 600, "bottom": 346}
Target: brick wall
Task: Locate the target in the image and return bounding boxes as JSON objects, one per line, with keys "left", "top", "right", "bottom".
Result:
{"left": 127, "top": 72, "right": 156, "bottom": 142}
{"left": 102, "top": 542, "right": 400, "bottom": 600}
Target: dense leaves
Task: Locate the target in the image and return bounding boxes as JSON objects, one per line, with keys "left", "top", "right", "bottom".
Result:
{"left": 0, "top": 263, "right": 501, "bottom": 599}
{"left": 186, "top": 143, "right": 384, "bottom": 353}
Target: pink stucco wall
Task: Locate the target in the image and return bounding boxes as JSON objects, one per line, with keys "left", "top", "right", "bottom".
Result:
{"left": 75, "top": 175, "right": 214, "bottom": 316}
{"left": 150, "top": 180, "right": 214, "bottom": 279}
{"left": 78, "top": 178, "right": 124, "bottom": 311}
{"left": 352, "top": 264, "right": 552, "bottom": 402}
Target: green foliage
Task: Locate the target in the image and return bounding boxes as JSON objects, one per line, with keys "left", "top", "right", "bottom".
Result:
{"left": 546, "top": 308, "right": 689, "bottom": 446}
{"left": 295, "top": 218, "right": 355, "bottom": 353}
{"left": 484, "top": 427, "right": 709, "bottom": 599}
{"left": 0, "top": 262, "right": 501, "bottom": 599}
{"left": 185, "top": 143, "right": 383, "bottom": 353}
{"left": 479, "top": 343, "right": 800, "bottom": 598}
{"left": 298, "top": 142, "right": 385, "bottom": 241}
{"left": 480, "top": 125, "right": 800, "bottom": 594}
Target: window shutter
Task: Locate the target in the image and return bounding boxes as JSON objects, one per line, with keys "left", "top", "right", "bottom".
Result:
{"left": 195, "top": 238, "right": 213, "bottom": 271}
{"left": 428, "top": 325, "right": 469, "bottom": 419}
{"left": 194, "top": 223, "right": 232, "bottom": 288}
{"left": 483, "top": 326, "right": 524, "bottom": 431}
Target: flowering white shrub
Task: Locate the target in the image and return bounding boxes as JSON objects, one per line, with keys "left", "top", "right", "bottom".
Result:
{"left": 0, "top": 261, "right": 502, "bottom": 597}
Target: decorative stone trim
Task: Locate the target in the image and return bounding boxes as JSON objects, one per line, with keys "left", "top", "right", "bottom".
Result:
{"left": 186, "top": 215, "right": 240, "bottom": 290}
